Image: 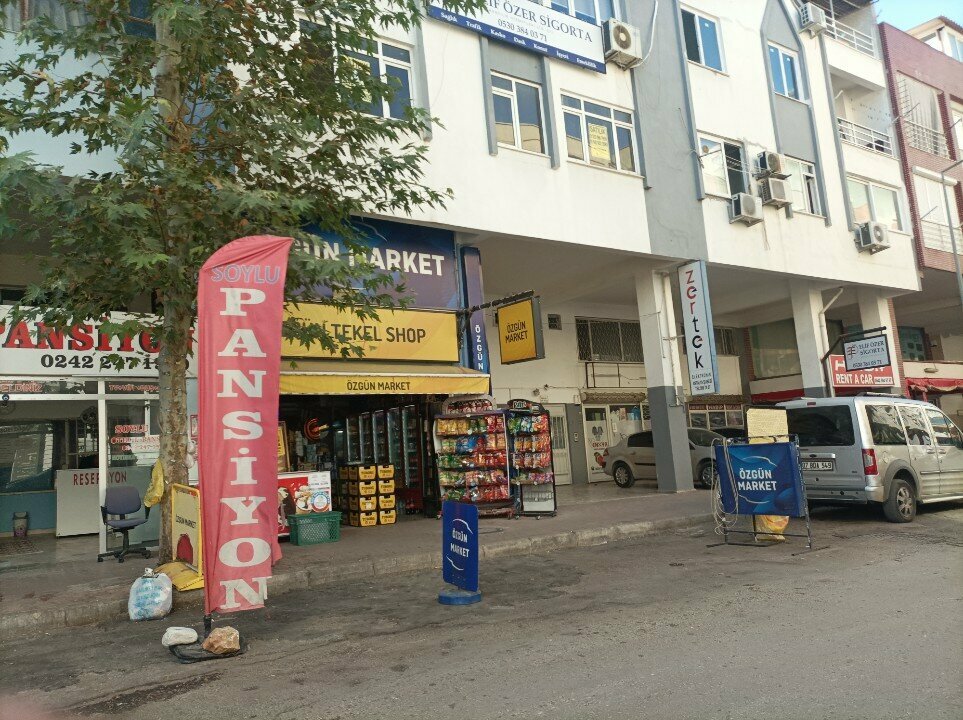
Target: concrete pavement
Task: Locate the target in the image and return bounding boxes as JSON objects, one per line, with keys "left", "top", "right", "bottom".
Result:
{"left": 1, "top": 482, "right": 713, "bottom": 636}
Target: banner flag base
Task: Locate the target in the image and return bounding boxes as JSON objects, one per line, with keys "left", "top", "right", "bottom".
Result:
{"left": 438, "top": 587, "right": 482, "bottom": 605}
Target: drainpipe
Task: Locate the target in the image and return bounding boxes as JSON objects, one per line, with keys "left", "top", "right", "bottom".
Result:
{"left": 820, "top": 287, "right": 845, "bottom": 398}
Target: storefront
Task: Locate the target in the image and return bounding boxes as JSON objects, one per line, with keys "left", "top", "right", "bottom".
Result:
{"left": 0, "top": 308, "right": 171, "bottom": 555}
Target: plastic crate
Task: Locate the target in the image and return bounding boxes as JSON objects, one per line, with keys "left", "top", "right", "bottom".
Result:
{"left": 288, "top": 512, "right": 341, "bottom": 546}
{"left": 378, "top": 494, "right": 396, "bottom": 510}
{"left": 377, "top": 479, "right": 395, "bottom": 495}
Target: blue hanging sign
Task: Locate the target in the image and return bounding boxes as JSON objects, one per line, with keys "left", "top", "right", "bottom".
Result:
{"left": 442, "top": 500, "right": 479, "bottom": 593}
{"left": 714, "top": 442, "right": 806, "bottom": 518}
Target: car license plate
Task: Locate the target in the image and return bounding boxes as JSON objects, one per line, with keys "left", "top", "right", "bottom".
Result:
{"left": 801, "top": 460, "right": 834, "bottom": 472}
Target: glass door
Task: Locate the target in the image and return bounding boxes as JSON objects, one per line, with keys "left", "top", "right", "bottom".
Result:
{"left": 346, "top": 416, "right": 360, "bottom": 463}
{"left": 373, "top": 410, "right": 387, "bottom": 464}
{"left": 401, "top": 404, "right": 421, "bottom": 487}
{"left": 387, "top": 408, "right": 401, "bottom": 466}
{"left": 359, "top": 412, "right": 373, "bottom": 463}
{"left": 582, "top": 406, "right": 610, "bottom": 482}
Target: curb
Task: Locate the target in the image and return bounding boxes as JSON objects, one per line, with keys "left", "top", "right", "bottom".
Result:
{"left": 1, "top": 513, "right": 712, "bottom": 637}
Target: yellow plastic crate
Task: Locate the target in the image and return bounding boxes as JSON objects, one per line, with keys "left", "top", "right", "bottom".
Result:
{"left": 348, "top": 466, "right": 359, "bottom": 480}
{"left": 377, "top": 479, "right": 395, "bottom": 495}
{"left": 349, "top": 511, "right": 378, "bottom": 527}
{"left": 378, "top": 494, "right": 396, "bottom": 510}
{"left": 377, "top": 465, "right": 395, "bottom": 479}
{"left": 378, "top": 509, "right": 396, "bottom": 525}
{"left": 359, "top": 465, "right": 377, "bottom": 481}
{"left": 347, "top": 481, "right": 360, "bottom": 496}
{"left": 358, "top": 480, "right": 377, "bottom": 496}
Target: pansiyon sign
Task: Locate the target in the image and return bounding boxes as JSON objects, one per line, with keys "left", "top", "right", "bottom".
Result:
{"left": 199, "top": 235, "right": 291, "bottom": 615}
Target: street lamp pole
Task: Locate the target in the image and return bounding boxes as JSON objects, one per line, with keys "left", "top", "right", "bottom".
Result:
{"left": 939, "top": 157, "right": 963, "bottom": 311}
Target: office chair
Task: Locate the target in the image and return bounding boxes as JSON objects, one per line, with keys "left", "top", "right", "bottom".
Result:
{"left": 97, "top": 485, "right": 151, "bottom": 563}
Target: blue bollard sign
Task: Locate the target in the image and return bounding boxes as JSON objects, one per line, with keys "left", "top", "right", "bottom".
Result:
{"left": 714, "top": 442, "right": 806, "bottom": 518}
{"left": 439, "top": 501, "right": 481, "bottom": 605}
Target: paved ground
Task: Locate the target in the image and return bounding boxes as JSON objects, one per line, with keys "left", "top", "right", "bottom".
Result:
{"left": 2, "top": 502, "right": 961, "bottom": 720}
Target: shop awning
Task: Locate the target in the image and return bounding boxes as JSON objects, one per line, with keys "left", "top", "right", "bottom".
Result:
{"left": 279, "top": 360, "right": 490, "bottom": 396}
{"left": 906, "top": 377, "right": 963, "bottom": 394}
{"left": 580, "top": 390, "right": 648, "bottom": 404}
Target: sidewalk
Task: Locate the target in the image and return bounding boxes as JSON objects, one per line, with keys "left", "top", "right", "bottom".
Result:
{"left": 0, "top": 484, "right": 713, "bottom": 636}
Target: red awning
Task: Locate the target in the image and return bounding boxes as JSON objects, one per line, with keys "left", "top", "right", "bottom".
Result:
{"left": 906, "top": 377, "right": 963, "bottom": 393}
{"left": 750, "top": 388, "right": 804, "bottom": 404}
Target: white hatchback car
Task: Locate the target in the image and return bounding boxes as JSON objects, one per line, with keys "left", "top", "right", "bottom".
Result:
{"left": 601, "top": 428, "right": 723, "bottom": 489}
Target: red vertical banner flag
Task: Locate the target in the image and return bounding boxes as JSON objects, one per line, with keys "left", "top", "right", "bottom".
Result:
{"left": 198, "top": 235, "right": 292, "bottom": 615}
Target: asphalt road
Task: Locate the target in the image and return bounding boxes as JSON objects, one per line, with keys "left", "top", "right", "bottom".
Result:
{"left": 2, "top": 503, "right": 962, "bottom": 720}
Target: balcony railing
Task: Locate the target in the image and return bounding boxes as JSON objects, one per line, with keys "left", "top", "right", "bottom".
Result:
{"left": 904, "top": 120, "right": 950, "bottom": 158}
{"left": 920, "top": 220, "right": 963, "bottom": 254}
{"left": 825, "top": 17, "right": 877, "bottom": 57}
{"left": 837, "top": 117, "right": 893, "bottom": 156}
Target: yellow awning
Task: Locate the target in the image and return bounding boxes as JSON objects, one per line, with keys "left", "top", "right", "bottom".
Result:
{"left": 279, "top": 360, "right": 490, "bottom": 396}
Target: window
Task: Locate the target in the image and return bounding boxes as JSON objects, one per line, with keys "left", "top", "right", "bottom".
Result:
{"left": 749, "top": 318, "right": 800, "bottom": 378}
{"left": 898, "top": 327, "right": 927, "bottom": 362}
{"left": 547, "top": 314, "right": 562, "bottom": 330}
{"left": 768, "top": 44, "right": 802, "bottom": 100}
{"left": 714, "top": 327, "right": 738, "bottom": 356}
{"left": 785, "top": 157, "right": 821, "bottom": 215}
{"left": 681, "top": 9, "right": 723, "bottom": 71}
{"left": 550, "top": 0, "right": 617, "bottom": 25}
{"left": 576, "top": 318, "right": 644, "bottom": 363}
{"left": 627, "top": 432, "right": 654, "bottom": 448}
{"left": 925, "top": 409, "right": 961, "bottom": 448}
{"left": 847, "top": 178, "right": 903, "bottom": 231}
{"left": 914, "top": 174, "right": 962, "bottom": 252}
{"left": 866, "top": 405, "right": 907, "bottom": 445}
{"left": 898, "top": 405, "right": 934, "bottom": 446}
{"left": 952, "top": 105, "right": 963, "bottom": 160}
{"left": 698, "top": 135, "right": 748, "bottom": 197}
{"left": 897, "top": 76, "right": 947, "bottom": 156}
{"left": 0, "top": 287, "right": 25, "bottom": 304}
{"left": 1, "top": 0, "right": 88, "bottom": 30}
{"left": 491, "top": 73, "right": 545, "bottom": 154}
{"left": 0, "top": 422, "right": 56, "bottom": 493}
{"left": 786, "top": 406, "right": 856, "bottom": 447}
{"left": 948, "top": 33, "right": 963, "bottom": 62}
{"left": 346, "top": 39, "right": 413, "bottom": 119}
{"left": 562, "top": 95, "right": 636, "bottom": 172}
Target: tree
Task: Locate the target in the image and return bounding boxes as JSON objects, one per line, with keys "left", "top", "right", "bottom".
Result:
{"left": 0, "top": 0, "right": 483, "bottom": 562}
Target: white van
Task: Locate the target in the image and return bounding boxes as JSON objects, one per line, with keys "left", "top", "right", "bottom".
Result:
{"left": 780, "top": 396, "right": 963, "bottom": 522}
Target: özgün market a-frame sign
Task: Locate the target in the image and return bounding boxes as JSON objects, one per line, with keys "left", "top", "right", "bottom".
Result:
{"left": 198, "top": 236, "right": 291, "bottom": 615}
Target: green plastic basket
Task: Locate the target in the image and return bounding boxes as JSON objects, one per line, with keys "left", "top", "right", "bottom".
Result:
{"left": 288, "top": 512, "right": 342, "bottom": 546}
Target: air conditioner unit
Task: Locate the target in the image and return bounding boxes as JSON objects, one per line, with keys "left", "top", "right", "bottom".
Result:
{"left": 799, "top": 3, "right": 827, "bottom": 36}
{"left": 855, "top": 222, "right": 891, "bottom": 253}
{"left": 755, "top": 151, "right": 790, "bottom": 179}
{"left": 729, "top": 193, "right": 763, "bottom": 226}
{"left": 603, "top": 19, "right": 643, "bottom": 69}
{"left": 759, "top": 177, "right": 792, "bottom": 208}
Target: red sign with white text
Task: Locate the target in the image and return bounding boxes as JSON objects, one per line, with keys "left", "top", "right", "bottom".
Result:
{"left": 830, "top": 354, "right": 894, "bottom": 388}
{"left": 199, "top": 236, "right": 292, "bottom": 615}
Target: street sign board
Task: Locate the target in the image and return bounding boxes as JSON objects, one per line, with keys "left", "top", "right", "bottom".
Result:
{"left": 842, "top": 335, "right": 891, "bottom": 371}
{"left": 714, "top": 442, "right": 806, "bottom": 518}
{"left": 442, "top": 500, "right": 479, "bottom": 592}
{"left": 678, "top": 260, "right": 719, "bottom": 396}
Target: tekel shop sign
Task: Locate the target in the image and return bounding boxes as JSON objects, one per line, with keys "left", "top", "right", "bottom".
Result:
{"left": 428, "top": 0, "right": 606, "bottom": 73}
{"left": 714, "top": 442, "right": 807, "bottom": 518}
{"left": 843, "top": 335, "right": 891, "bottom": 372}
{"left": 830, "top": 354, "right": 894, "bottom": 388}
{"left": 678, "top": 261, "right": 719, "bottom": 396}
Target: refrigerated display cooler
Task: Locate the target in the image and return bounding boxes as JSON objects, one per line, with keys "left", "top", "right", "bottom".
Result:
{"left": 506, "top": 399, "right": 557, "bottom": 516}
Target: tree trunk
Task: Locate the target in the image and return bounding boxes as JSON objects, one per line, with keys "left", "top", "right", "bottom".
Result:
{"left": 156, "top": 305, "right": 192, "bottom": 563}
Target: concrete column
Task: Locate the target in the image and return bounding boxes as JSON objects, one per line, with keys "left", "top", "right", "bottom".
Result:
{"left": 636, "top": 269, "right": 693, "bottom": 493}
{"left": 857, "top": 287, "right": 902, "bottom": 393}
{"left": 790, "top": 280, "right": 829, "bottom": 397}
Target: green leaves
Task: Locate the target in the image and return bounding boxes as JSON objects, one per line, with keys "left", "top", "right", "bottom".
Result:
{"left": 0, "top": 0, "right": 485, "bottom": 355}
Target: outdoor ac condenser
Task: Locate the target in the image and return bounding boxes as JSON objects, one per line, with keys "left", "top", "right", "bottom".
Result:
{"left": 759, "top": 177, "right": 792, "bottom": 208}
{"left": 729, "top": 193, "right": 763, "bottom": 226}
{"left": 855, "top": 221, "right": 891, "bottom": 253}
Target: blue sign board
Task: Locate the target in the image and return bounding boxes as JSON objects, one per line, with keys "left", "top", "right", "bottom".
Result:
{"left": 714, "top": 442, "right": 806, "bottom": 518}
{"left": 460, "top": 247, "right": 490, "bottom": 375}
{"left": 442, "top": 500, "right": 479, "bottom": 592}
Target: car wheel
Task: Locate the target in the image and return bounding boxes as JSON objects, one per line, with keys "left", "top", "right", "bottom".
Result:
{"left": 613, "top": 462, "right": 635, "bottom": 488}
{"left": 697, "top": 461, "right": 717, "bottom": 489}
{"left": 883, "top": 479, "right": 916, "bottom": 523}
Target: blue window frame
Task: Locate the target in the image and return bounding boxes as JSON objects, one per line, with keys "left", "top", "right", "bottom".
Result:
{"left": 681, "top": 9, "right": 723, "bottom": 71}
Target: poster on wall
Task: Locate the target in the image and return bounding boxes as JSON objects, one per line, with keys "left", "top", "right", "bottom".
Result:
{"left": 678, "top": 260, "right": 719, "bottom": 396}
{"left": 583, "top": 408, "right": 609, "bottom": 481}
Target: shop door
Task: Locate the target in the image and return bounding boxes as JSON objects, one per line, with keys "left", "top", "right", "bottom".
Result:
{"left": 103, "top": 398, "right": 161, "bottom": 553}
{"left": 544, "top": 404, "right": 571, "bottom": 485}
{"left": 583, "top": 406, "right": 610, "bottom": 482}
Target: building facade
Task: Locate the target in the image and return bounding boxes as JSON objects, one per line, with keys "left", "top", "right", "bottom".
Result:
{"left": 880, "top": 17, "right": 963, "bottom": 422}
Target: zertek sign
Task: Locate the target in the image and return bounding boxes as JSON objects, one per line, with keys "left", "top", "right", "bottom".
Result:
{"left": 843, "top": 335, "right": 891, "bottom": 372}
{"left": 678, "top": 261, "right": 719, "bottom": 396}
{"left": 428, "top": 0, "right": 606, "bottom": 73}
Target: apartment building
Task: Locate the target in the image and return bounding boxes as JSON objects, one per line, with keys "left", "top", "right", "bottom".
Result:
{"left": 0, "top": 1, "right": 928, "bottom": 507}
{"left": 879, "top": 16, "right": 963, "bottom": 422}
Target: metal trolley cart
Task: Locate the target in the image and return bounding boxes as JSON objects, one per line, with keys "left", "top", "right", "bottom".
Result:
{"left": 506, "top": 399, "right": 557, "bottom": 517}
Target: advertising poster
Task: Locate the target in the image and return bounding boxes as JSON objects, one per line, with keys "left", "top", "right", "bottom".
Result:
{"left": 172, "top": 484, "right": 202, "bottom": 571}
{"left": 198, "top": 235, "right": 291, "bottom": 615}
{"left": 678, "top": 260, "right": 719, "bottom": 396}
{"left": 588, "top": 123, "right": 611, "bottom": 165}
{"left": 277, "top": 471, "right": 333, "bottom": 537}
{"left": 714, "top": 442, "right": 806, "bottom": 518}
{"left": 583, "top": 408, "right": 609, "bottom": 481}
{"left": 442, "top": 500, "right": 479, "bottom": 593}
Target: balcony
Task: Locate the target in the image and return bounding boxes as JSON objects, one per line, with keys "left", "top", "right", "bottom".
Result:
{"left": 920, "top": 220, "right": 963, "bottom": 254}
{"left": 904, "top": 121, "right": 950, "bottom": 159}
{"left": 837, "top": 117, "right": 893, "bottom": 155}
{"left": 826, "top": 17, "right": 876, "bottom": 57}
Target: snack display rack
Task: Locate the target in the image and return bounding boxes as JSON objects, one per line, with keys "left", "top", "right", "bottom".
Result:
{"left": 433, "top": 400, "right": 514, "bottom": 518}
{"left": 507, "top": 399, "right": 557, "bottom": 516}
